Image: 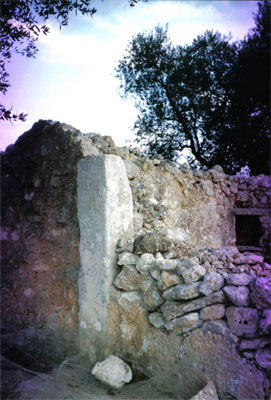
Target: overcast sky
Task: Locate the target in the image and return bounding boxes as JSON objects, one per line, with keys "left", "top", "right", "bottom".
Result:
{"left": 0, "top": 0, "right": 258, "bottom": 151}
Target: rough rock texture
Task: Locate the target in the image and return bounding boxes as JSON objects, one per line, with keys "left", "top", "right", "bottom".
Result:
{"left": 77, "top": 155, "right": 133, "bottom": 362}
{"left": 200, "top": 272, "right": 224, "bottom": 296}
{"left": 107, "top": 289, "right": 182, "bottom": 376}
{"left": 250, "top": 277, "right": 271, "bottom": 309}
{"left": 226, "top": 306, "right": 258, "bottom": 336}
{"left": 1, "top": 121, "right": 94, "bottom": 366}
{"left": 1, "top": 120, "right": 270, "bottom": 395}
{"left": 189, "top": 381, "right": 218, "bottom": 400}
{"left": 91, "top": 355, "right": 132, "bottom": 389}
{"left": 223, "top": 285, "right": 250, "bottom": 306}
{"left": 179, "top": 329, "right": 269, "bottom": 399}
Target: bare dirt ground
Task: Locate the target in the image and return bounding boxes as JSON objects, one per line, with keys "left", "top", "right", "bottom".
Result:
{"left": 1, "top": 354, "right": 211, "bottom": 400}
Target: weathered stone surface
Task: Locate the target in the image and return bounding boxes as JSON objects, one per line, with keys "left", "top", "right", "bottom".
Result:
{"left": 124, "top": 160, "right": 139, "bottom": 180}
{"left": 240, "top": 337, "right": 270, "bottom": 351}
{"left": 161, "top": 290, "right": 225, "bottom": 322}
{"left": 200, "top": 305, "right": 225, "bottom": 321}
{"left": 134, "top": 232, "right": 171, "bottom": 254}
{"left": 255, "top": 349, "right": 271, "bottom": 369}
{"left": 165, "top": 313, "right": 202, "bottom": 334}
{"left": 226, "top": 307, "right": 259, "bottom": 336}
{"left": 91, "top": 355, "right": 132, "bottom": 389}
{"left": 177, "top": 258, "right": 206, "bottom": 284}
{"left": 161, "top": 228, "right": 190, "bottom": 245}
{"left": 77, "top": 155, "right": 133, "bottom": 362}
{"left": 250, "top": 277, "right": 271, "bottom": 309}
{"left": 109, "top": 290, "right": 182, "bottom": 377}
{"left": 189, "top": 381, "right": 219, "bottom": 400}
{"left": 115, "top": 238, "right": 134, "bottom": 253}
{"left": 143, "top": 286, "right": 164, "bottom": 311}
{"left": 260, "top": 309, "right": 271, "bottom": 334}
{"left": 225, "top": 273, "right": 252, "bottom": 286}
{"left": 163, "top": 282, "right": 201, "bottom": 301}
{"left": 118, "top": 252, "right": 138, "bottom": 266}
{"left": 202, "top": 320, "right": 238, "bottom": 344}
{"left": 179, "top": 329, "right": 268, "bottom": 400}
{"left": 158, "top": 270, "right": 183, "bottom": 290}
{"left": 148, "top": 312, "right": 165, "bottom": 329}
{"left": 200, "top": 272, "right": 224, "bottom": 296}
{"left": 114, "top": 265, "right": 142, "bottom": 291}
{"left": 136, "top": 253, "right": 155, "bottom": 274}
{"left": 155, "top": 259, "right": 179, "bottom": 271}
{"left": 223, "top": 285, "right": 250, "bottom": 306}
{"left": 234, "top": 253, "right": 264, "bottom": 265}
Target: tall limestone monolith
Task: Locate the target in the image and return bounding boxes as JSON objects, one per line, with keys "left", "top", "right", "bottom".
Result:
{"left": 77, "top": 155, "right": 133, "bottom": 362}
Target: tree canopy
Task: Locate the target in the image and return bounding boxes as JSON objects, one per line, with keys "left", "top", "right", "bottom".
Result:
{"left": 116, "top": 1, "right": 270, "bottom": 174}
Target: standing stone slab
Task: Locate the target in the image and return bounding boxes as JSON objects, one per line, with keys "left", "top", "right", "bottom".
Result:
{"left": 77, "top": 155, "right": 133, "bottom": 362}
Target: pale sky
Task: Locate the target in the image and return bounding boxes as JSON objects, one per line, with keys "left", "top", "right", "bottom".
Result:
{"left": 0, "top": 0, "right": 258, "bottom": 151}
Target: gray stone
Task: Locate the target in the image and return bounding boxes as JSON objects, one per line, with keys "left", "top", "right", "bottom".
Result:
{"left": 163, "top": 282, "right": 201, "bottom": 301}
{"left": 133, "top": 212, "right": 144, "bottom": 232}
{"left": 148, "top": 312, "right": 165, "bottom": 329}
{"left": 116, "top": 238, "right": 134, "bottom": 253}
{"left": 250, "top": 277, "right": 271, "bottom": 309}
{"left": 226, "top": 307, "right": 259, "bottom": 336}
{"left": 143, "top": 286, "right": 164, "bottom": 311}
{"left": 225, "top": 273, "right": 252, "bottom": 286}
{"left": 223, "top": 285, "right": 250, "bottom": 306}
{"left": 255, "top": 349, "right": 271, "bottom": 369}
{"left": 165, "top": 312, "right": 202, "bottom": 335}
{"left": 177, "top": 258, "right": 206, "bottom": 284}
{"left": 189, "top": 381, "right": 219, "bottom": 400}
{"left": 234, "top": 252, "right": 264, "bottom": 265}
{"left": 155, "top": 258, "right": 179, "bottom": 271}
{"left": 160, "top": 227, "right": 189, "bottom": 245}
{"left": 180, "top": 328, "right": 268, "bottom": 400}
{"left": 134, "top": 232, "right": 171, "bottom": 254}
{"left": 150, "top": 265, "right": 160, "bottom": 280}
{"left": 260, "top": 309, "right": 271, "bottom": 334}
{"left": 118, "top": 252, "right": 138, "bottom": 266}
{"left": 77, "top": 155, "right": 134, "bottom": 361}
{"left": 200, "top": 305, "right": 225, "bottom": 321}
{"left": 202, "top": 320, "right": 238, "bottom": 344}
{"left": 124, "top": 160, "right": 139, "bottom": 180}
{"left": 158, "top": 270, "right": 183, "bottom": 290}
{"left": 200, "top": 272, "right": 224, "bottom": 296}
{"left": 91, "top": 355, "right": 132, "bottom": 389}
{"left": 161, "top": 290, "right": 226, "bottom": 322}
{"left": 240, "top": 337, "right": 270, "bottom": 351}
{"left": 114, "top": 265, "right": 142, "bottom": 291}
{"left": 140, "top": 276, "right": 154, "bottom": 292}
{"left": 136, "top": 253, "right": 155, "bottom": 274}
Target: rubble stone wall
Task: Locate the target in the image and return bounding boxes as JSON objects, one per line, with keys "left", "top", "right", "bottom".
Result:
{"left": 1, "top": 121, "right": 270, "bottom": 397}
{"left": 112, "top": 239, "right": 271, "bottom": 399}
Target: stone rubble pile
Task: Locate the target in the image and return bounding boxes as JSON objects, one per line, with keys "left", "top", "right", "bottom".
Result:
{"left": 114, "top": 233, "right": 271, "bottom": 373}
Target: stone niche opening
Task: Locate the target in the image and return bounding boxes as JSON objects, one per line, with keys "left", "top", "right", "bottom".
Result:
{"left": 235, "top": 215, "right": 263, "bottom": 247}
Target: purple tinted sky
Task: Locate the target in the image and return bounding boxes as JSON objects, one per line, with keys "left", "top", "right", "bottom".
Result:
{"left": 0, "top": 0, "right": 258, "bottom": 151}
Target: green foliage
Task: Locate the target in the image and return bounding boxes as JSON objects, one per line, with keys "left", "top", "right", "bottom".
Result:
{"left": 225, "top": 0, "right": 270, "bottom": 174}
{"left": 116, "top": 2, "right": 270, "bottom": 174}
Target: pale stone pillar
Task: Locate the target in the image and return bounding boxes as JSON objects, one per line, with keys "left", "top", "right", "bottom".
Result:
{"left": 77, "top": 155, "right": 133, "bottom": 362}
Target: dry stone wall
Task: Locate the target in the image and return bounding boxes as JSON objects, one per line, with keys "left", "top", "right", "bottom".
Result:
{"left": 112, "top": 235, "right": 270, "bottom": 399}
{"left": 1, "top": 120, "right": 270, "bottom": 398}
